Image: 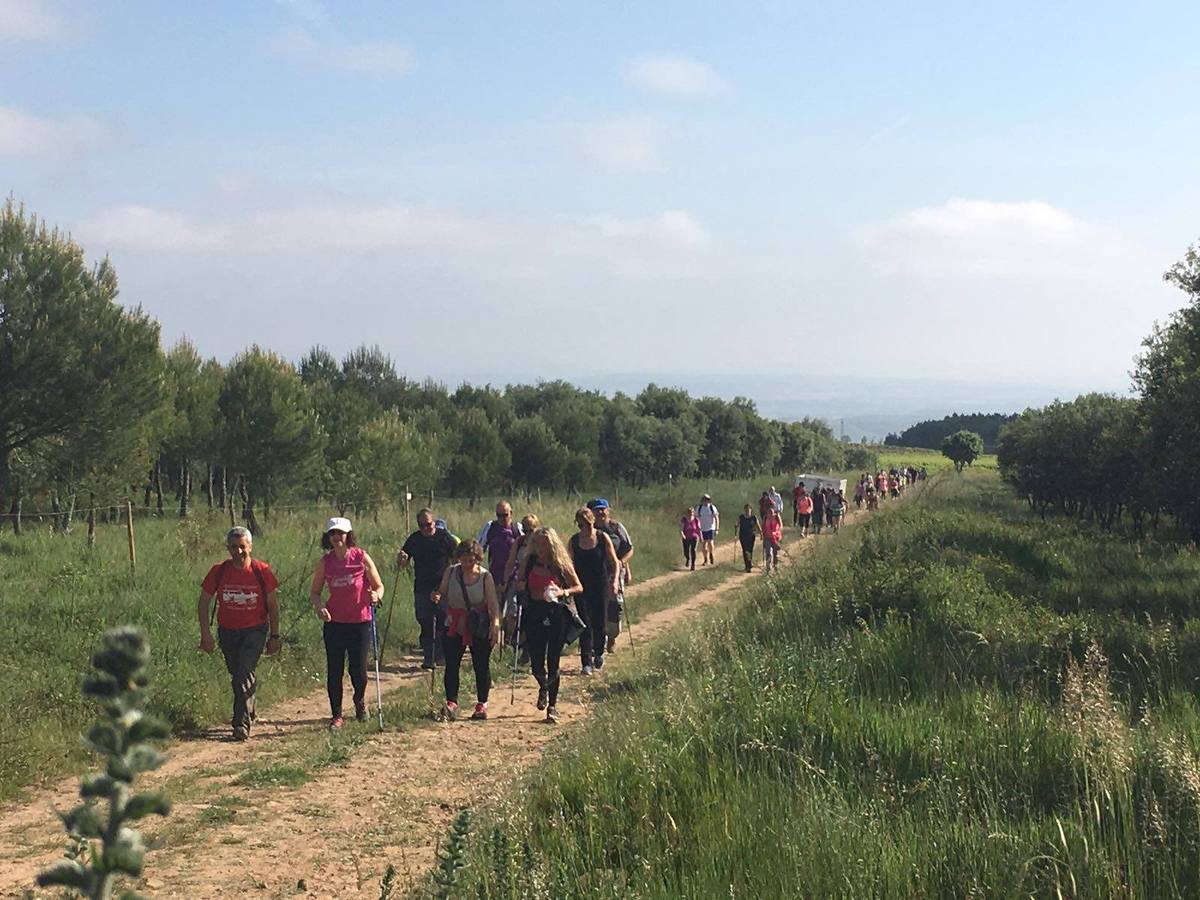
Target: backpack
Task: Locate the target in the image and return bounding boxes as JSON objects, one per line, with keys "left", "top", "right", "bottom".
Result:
{"left": 598, "top": 520, "right": 632, "bottom": 560}
{"left": 210, "top": 559, "right": 269, "bottom": 627}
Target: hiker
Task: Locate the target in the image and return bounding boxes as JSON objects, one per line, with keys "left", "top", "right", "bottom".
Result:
{"left": 476, "top": 501, "right": 523, "bottom": 588}
{"left": 762, "top": 507, "right": 783, "bottom": 573}
{"left": 569, "top": 507, "right": 620, "bottom": 674}
{"left": 680, "top": 506, "right": 701, "bottom": 570}
{"left": 830, "top": 489, "right": 848, "bottom": 533}
{"left": 758, "top": 491, "right": 773, "bottom": 527}
{"left": 498, "top": 513, "right": 540, "bottom": 652}
{"left": 824, "top": 488, "right": 836, "bottom": 528}
{"left": 796, "top": 485, "right": 813, "bottom": 537}
{"left": 792, "top": 481, "right": 805, "bottom": 526}
{"left": 397, "top": 508, "right": 458, "bottom": 669}
{"left": 309, "top": 517, "right": 386, "bottom": 728}
{"left": 811, "top": 488, "right": 826, "bottom": 534}
{"left": 697, "top": 494, "right": 720, "bottom": 565}
{"left": 737, "top": 504, "right": 760, "bottom": 573}
{"left": 198, "top": 526, "right": 281, "bottom": 741}
{"left": 514, "top": 528, "right": 582, "bottom": 724}
{"left": 435, "top": 540, "right": 500, "bottom": 721}
{"left": 854, "top": 478, "right": 866, "bottom": 509}
{"left": 768, "top": 485, "right": 784, "bottom": 521}
{"left": 588, "top": 498, "right": 633, "bottom": 654}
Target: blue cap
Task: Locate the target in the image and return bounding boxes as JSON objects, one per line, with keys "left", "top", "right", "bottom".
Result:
{"left": 434, "top": 518, "right": 448, "bottom": 530}
{"left": 586, "top": 498, "right": 609, "bottom": 510}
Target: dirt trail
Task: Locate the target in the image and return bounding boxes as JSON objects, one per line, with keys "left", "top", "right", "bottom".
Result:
{"left": 0, "top": 500, "right": 890, "bottom": 898}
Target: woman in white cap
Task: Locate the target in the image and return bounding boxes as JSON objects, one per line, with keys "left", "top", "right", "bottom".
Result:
{"left": 309, "top": 517, "right": 386, "bottom": 728}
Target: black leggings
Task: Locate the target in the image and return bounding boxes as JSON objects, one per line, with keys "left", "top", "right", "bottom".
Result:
{"left": 578, "top": 591, "right": 607, "bottom": 666}
{"left": 443, "top": 634, "right": 491, "bottom": 704}
{"left": 323, "top": 621, "right": 370, "bottom": 717}
{"left": 682, "top": 537, "right": 697, "bottom": 566}
{"left": 525, "top": 605, "right": 566, "bottom": 707}
{"left": 740, "top": 536, "right": 756, "bottom": 571}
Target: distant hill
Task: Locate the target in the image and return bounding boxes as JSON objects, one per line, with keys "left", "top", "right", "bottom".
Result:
{"left": 884, "top": 412, "right": 1016, "bottom": 452}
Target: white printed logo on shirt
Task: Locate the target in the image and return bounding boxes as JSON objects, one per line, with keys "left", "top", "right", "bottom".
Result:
{"left": 221, "top": 588, "right": 258, "bottom": 609}
{"left": 329, "top": 574, "right": 358, "bottom": 589}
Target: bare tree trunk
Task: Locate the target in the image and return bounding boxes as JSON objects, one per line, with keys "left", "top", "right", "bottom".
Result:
{"left": 241, "top": 479, "right": 261, "bottom": 536}
{"left": 179, "top": 459, "right": 191, "bottom": 518}
{"left": 10, "top": 496, "right": 20, "bottom": 536}
{"left": 51, "top": 493, "right": 62, "bottom": 534}
{"left": 87, "top": 492, "right": 96, "bottom": 548}
{"left": 143, "top": 468, "right": 153, "bottom": 509}
{"left": 205, "top": 464, "right": 214, "bottom": 509}
{"left": 217, "top": 466, "right": 228, "bottom": 511}
{"left": 153, "top": 459, "right": 164, "bottom": 516}
{"left": 64, "top": 491, "right": 76, "bottom": 533}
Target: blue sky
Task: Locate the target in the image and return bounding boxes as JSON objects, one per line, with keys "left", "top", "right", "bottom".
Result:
{"left": 4, "top": 0, "right": 1198, "bottom": 395}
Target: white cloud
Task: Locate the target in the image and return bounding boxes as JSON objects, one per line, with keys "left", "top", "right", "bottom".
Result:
{"left": 857, "top": 198, "right": 1133, "bottom": 278}
{"left": 77, "top": 206, "right": 230, "bottom": 252}
{"left": 0, "top": 0, "right": 65, "bottom": 40}
{"left": 577, "top": 116, "right": 666, "bottom": 173}
{"left": 0, "top": 105, "right": 107, "bottom": 156}
{"left": 625, "top": 54, "right": 728, "bottom": 97}
{"left": 579, "top": 210, "right": 710, "bottom": 251}
{"left": 267, "top": 26, "right": 413, "bottom": 76}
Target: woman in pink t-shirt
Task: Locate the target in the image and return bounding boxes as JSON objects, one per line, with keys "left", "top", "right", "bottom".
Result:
{"left": 762, "top": 509, "right": 783, "bottom": 574}
{"left": 308, "top": 517, "right": 386, "bottom": 728}
{"left": 679, "top": 507, "right": 702, "bottom": 571}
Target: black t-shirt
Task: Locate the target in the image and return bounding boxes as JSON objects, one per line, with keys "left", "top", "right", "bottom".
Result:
{"left": 738, "top": 514, "right": 758, "bottom": 541}
{"left": 811, "top": 491, "right": 826, "bottom": 513}
{"left": 401, "top": 530, "right": 457, "bottom": 592}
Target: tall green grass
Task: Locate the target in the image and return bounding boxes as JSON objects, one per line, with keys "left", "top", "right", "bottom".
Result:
{"left": 0, "top": 476, "right": 792, "bottom": 801}
{"left": 445, "top": 470, "right": 1200, "bottom": 899}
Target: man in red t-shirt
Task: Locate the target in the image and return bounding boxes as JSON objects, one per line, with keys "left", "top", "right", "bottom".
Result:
{"left": 198, "top": 526, "right": 281, "bottom": 741}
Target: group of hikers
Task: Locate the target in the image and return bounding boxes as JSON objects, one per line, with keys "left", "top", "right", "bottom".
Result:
{"left": 197, "top": 469, "right": 929, "bottom": 743}
{"left": 197, "top": 497, "right": 634, "bottom": 739}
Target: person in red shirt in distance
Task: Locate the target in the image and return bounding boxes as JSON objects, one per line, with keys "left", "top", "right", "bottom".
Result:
{"left": 198, "top": 526, "right": 281, "bottom": 741}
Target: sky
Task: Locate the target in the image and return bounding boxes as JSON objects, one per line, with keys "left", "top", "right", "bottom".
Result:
{"left": 4, "top": 0, "right": 1199, "bottom": 405}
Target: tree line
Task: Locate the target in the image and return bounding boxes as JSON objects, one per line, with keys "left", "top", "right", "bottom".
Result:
{"left": 996, "top": 241, "right": 1200, "bottom": 542}
{"left": 886, "top": 412, "right": 1015, "bottom": 453}
{"left": 1, "top": 201, "right": 868, "bottom": 534}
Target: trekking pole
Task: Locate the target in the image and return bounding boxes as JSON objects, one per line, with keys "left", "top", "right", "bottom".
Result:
{"left": 370, "top": 605, "right": 385, "bottom": 729}
{"left": 378, "top": 562, "right": 405, "bottom": 661}
{"left": 510, "top": 601, "right": 523, "bottom": 704}
{"left": 624, "top": 592, "right": 636, "bottom": 653}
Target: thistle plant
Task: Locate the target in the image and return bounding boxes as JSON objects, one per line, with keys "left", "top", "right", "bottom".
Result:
{"left": 433, "top": 809, "right": 472, "bottom": 898}
{"left": 37, "top": 626, "right": 171, "bottom": 900}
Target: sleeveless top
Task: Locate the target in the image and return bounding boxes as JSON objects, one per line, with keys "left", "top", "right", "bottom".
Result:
{"left": 569, "top": 532, "right": 609, "bottom": 599}
{"left": 444, "top": 563, "right": 490, "bottom": 611}
{"left": 323, "top": 547, "right": 370, "bottom": 624}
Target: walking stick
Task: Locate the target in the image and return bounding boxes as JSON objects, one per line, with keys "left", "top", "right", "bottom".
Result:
{"left": 378, "top": 562, "right": 404, "bottom": 661}
{"left": 370, "top": 605, "right": 384, "bottom": 729}
{"left": 510, "top": 601, "right": 523, "bottom": 704}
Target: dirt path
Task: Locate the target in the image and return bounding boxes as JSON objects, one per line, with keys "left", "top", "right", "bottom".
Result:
{"left": 0, "top": 499, "right": 892, "bottom": 898}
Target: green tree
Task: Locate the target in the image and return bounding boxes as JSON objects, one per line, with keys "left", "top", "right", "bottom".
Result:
{"left": 505, "top": 415, "right": 566, "bottom": 496}
{"left": 941, "top": 430, "right": 984, "bottom": 472}
{"left": 1135, "top": 241, "right": 1200, "bottom": 541}
{"left": 0, "top": 201, "right": 164, "bottom": 521}
{"left": 330, "top": 410, "right": 442, "bottom": 513}
{"left": 442, "top": 408, "right": 511, "bottom": 502}
{"left": 219, "top": 347, "right": 326, "bottom": 532}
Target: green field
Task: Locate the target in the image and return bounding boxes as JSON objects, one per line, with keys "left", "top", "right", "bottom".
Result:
{"left": 0, "top": 475, "right": 811, "bottom": 801}
{"left": 444, "top": 469, "right": 1200, "bottom": 899}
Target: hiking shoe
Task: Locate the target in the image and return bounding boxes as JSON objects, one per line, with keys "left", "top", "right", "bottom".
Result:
{"left": 354, "top": 700, "right": 368, "bottom": 722}
{"left": 420, "top": 661, "right": 435, "bottom": 670}
{"left": 444, "top": 700, "right": 459, "bottom": 721}
{"left": 606, "top": 637, "right": 616, "bottom": 654}
{"left": 232, "top": 726, "right": 249, "bottom": 742}
{"left": 594, "top": 656, "right": 605, "bottom": 671}
{"left": 545, "top": 706, "right": 559, "bottom": 724}
{"left": 581, "top": 664, "right": 593, "bottom": 676}
{"left": 537, "top": 687, "right": 548, "bottom": 710}
{"left": 471, "top": 702, "right": 488, "bottom": 720}
{"left": 329, "top": 716, "right": 345, "bottom": 729}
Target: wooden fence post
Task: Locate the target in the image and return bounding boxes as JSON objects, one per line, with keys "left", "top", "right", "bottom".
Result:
{"left": 87, "top": 492, "right": 96, "bottom": 549}
{"left": 125, "top": 499, "right": 137, "bottom": 577}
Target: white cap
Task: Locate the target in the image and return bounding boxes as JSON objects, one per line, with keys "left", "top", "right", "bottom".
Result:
{"left": 324, "top": 516, "right": 353, "bottom": 534}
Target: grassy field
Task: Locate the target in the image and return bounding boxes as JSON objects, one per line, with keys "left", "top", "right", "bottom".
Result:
{"left": 0, "top": 475, "right": 813, "bottom": 802}
{"left": 876, "top": 445, "right": 998, "bottom": 473}
{"left": 443, "top": 469, "right": 1200, "bottom": 899}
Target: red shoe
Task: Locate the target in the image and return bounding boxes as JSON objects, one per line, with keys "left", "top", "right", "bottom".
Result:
{"left": 329, "top": 716, "right": 345, "bottom": 729}
{"left": 471, "top": 702, "right": 488, "bottom": 720}
{"left": 444, "top": 700, "right": 459, "bottom": 721}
